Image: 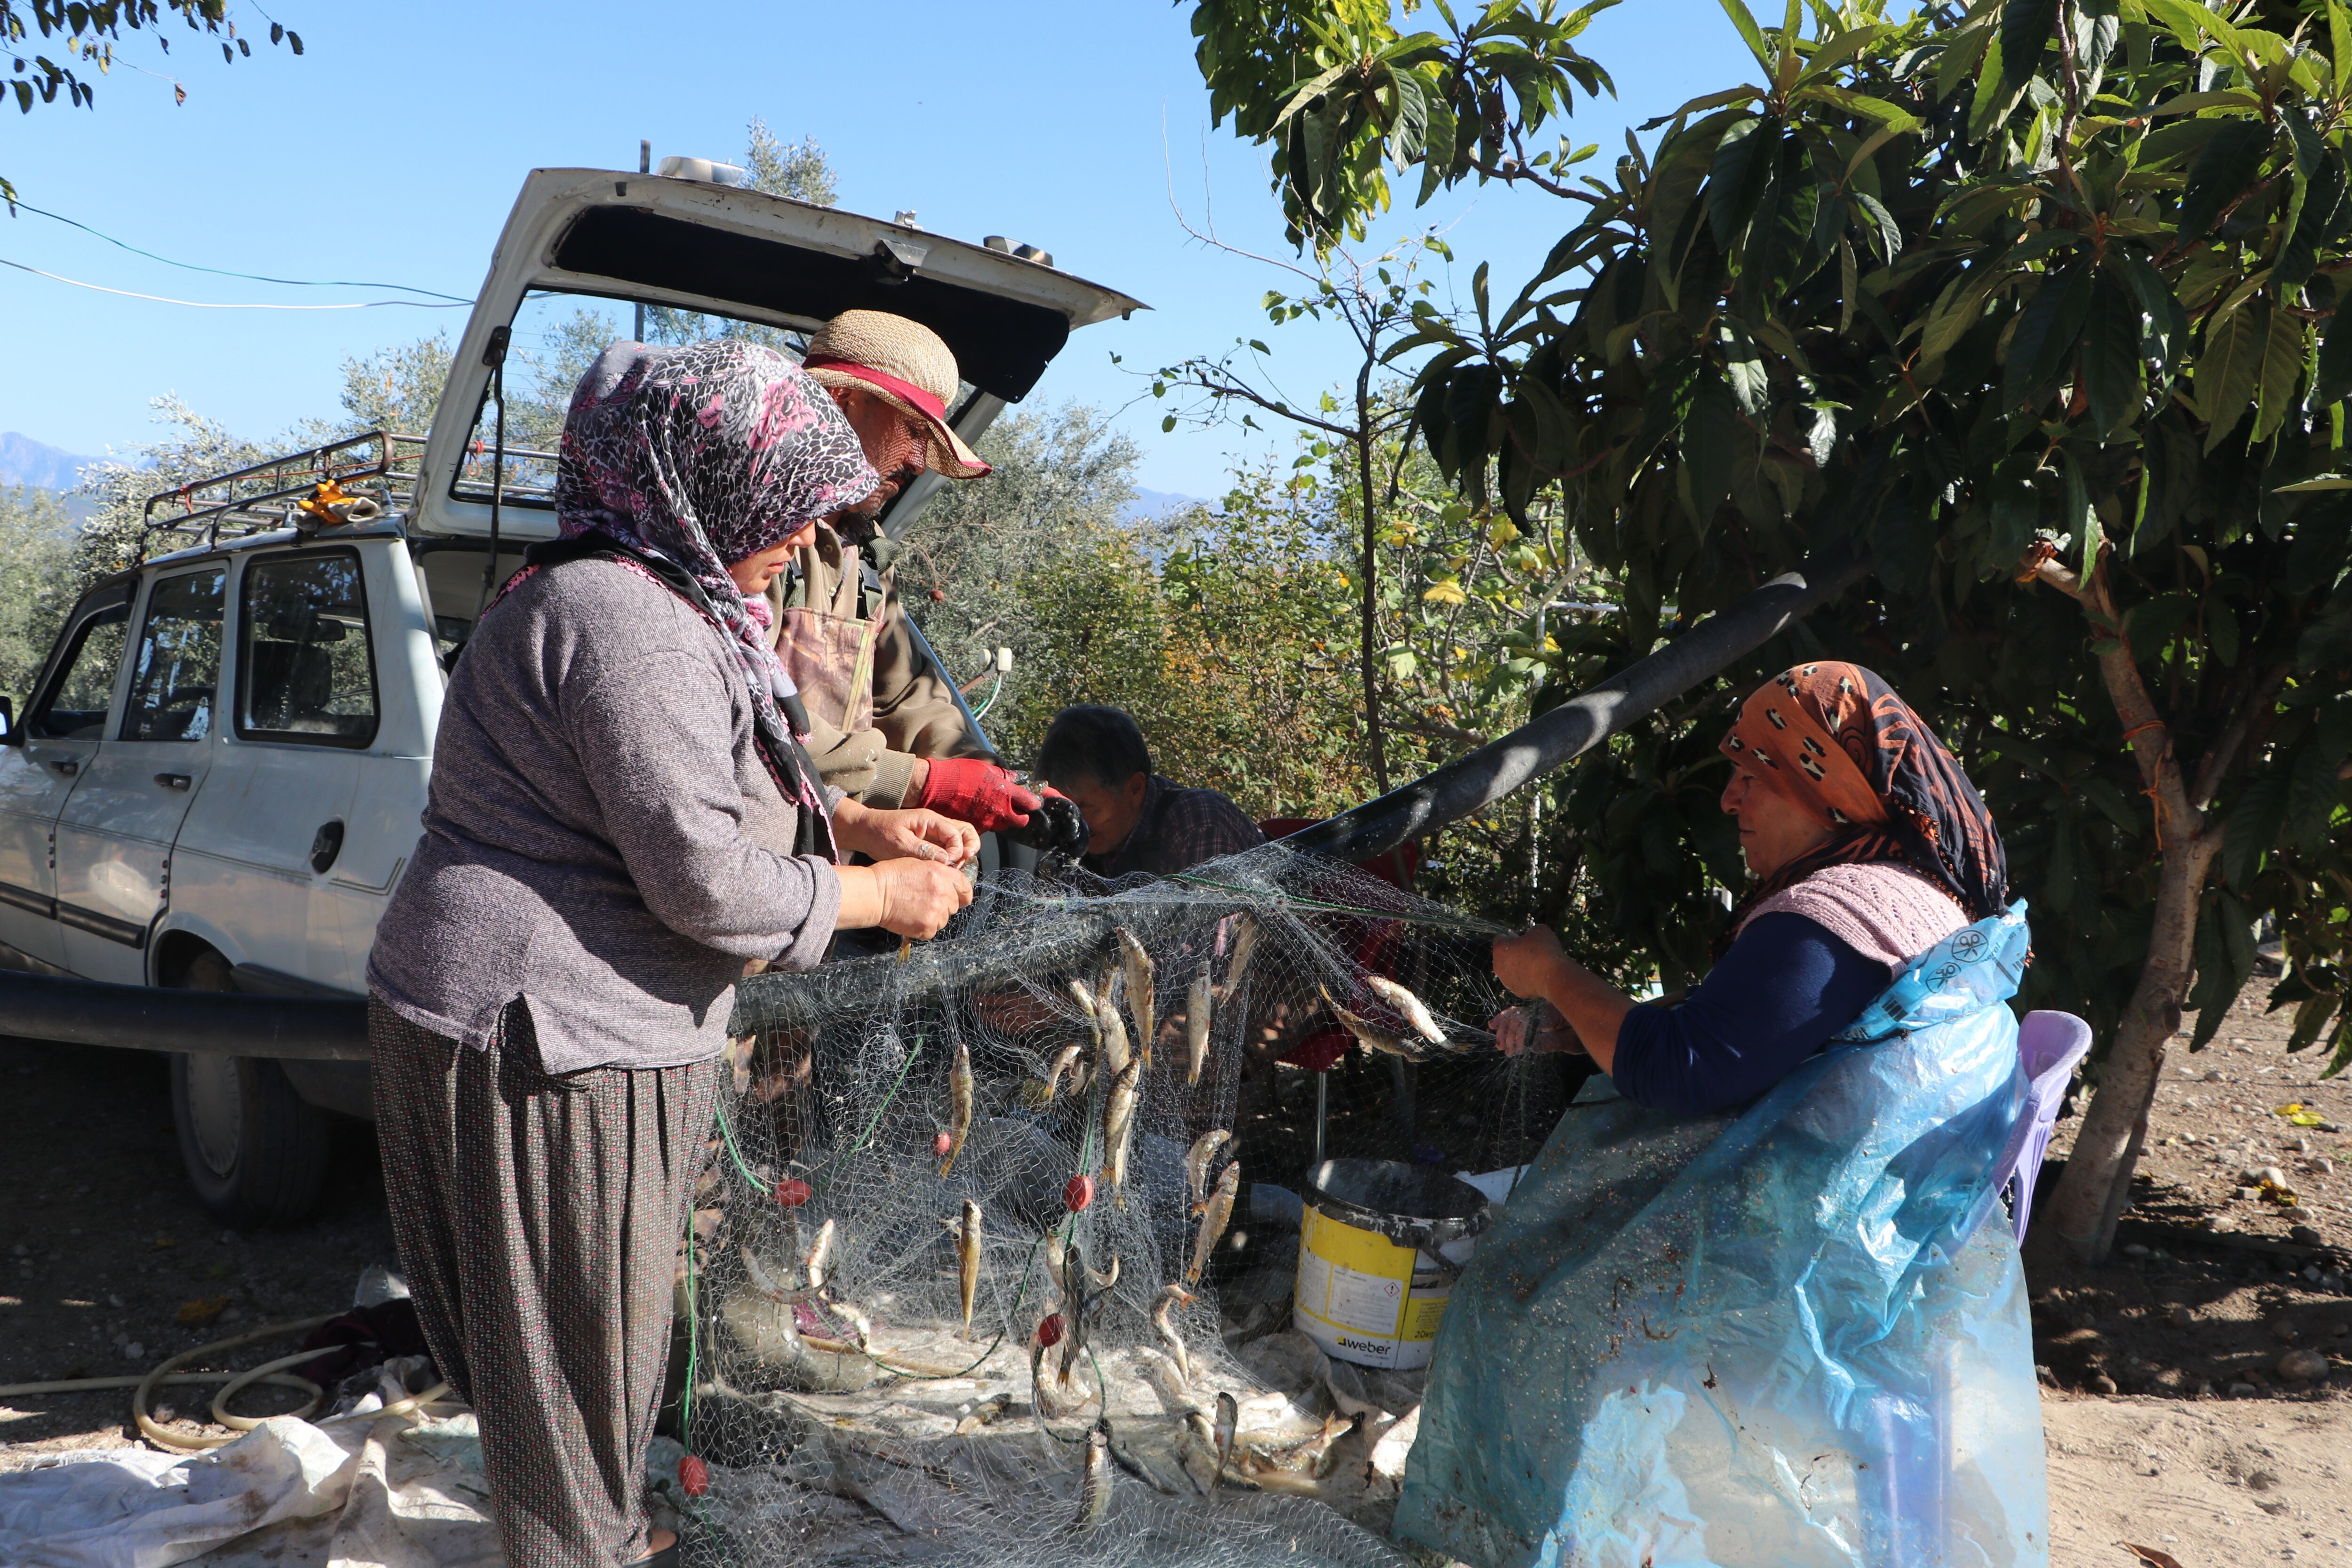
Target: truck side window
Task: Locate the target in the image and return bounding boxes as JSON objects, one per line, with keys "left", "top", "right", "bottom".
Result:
{"left": 28, "top": 606, "right": 131, "bottom": 741}
{"left": 121, "top": 569, "right": 228, "bottom": 742}
{"left": 238, "top": 551, "right": 380, "bottom": 748}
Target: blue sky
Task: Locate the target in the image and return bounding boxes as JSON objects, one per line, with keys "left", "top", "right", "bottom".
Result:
{"left": 0, "top": 0, "right": 1759, "bottom": 497}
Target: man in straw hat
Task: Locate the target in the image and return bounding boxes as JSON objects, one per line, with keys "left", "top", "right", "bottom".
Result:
{"left": 760, "top": 308, "right": 1082, "bottom": 853}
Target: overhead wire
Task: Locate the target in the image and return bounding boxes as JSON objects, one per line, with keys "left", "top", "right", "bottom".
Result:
{"left": 8, "top": 199, "right": 475, "bottom": 301}
{"left": 0, "top": 256, "right": 470, "bottom": 309}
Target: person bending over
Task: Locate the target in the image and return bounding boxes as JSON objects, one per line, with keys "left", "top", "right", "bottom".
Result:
{"left": 1035, "top": 704, "right": 1263, "bottom": 879}
{"left": 1492, "top": 663, "right": 2009, "bottom": 1114}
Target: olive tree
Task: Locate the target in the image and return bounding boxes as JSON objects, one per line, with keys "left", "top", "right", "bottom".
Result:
{"left": 1188, "top": 0, "right": 2352, "bottom": 1264}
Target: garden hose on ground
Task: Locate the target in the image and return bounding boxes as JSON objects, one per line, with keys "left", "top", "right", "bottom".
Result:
{"left": 135, "top": 1315, "right": 339, "bottom": 1450}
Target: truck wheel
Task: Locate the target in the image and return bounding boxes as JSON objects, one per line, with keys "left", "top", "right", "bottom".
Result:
{"left": 168, "top": 950, "right": 333, "bottom": 1228}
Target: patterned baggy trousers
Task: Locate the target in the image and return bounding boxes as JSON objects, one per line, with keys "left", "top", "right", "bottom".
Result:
{"left": 371, "top": 997, "right": 720, "bottom": 1568}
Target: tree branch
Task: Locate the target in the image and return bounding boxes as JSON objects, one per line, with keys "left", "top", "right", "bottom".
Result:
{"left": 1164, "top": 367, "right": 1364, "bottom": 442}
{"left": 2188, "top": 658, "right": 2294, "bottom": 812}
{"left": 2029, "top": 539, "right": 2203, "bottom": 844}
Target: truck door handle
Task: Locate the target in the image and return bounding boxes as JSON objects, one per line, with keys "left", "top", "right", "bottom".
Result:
{"left": 46, "top": 758, "right": 77, "bottom": 776}
{"left": 155, "top": 772, "right": 192, "bottom": 790}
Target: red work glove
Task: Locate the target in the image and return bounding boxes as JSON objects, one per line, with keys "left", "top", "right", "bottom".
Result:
{"left": 916, "top": 757, "right": 1044, "bottom": 834}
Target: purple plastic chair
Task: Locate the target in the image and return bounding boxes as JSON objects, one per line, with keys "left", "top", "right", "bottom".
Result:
{"left": 1963, "top": 1010, "right": 2095, "bottom": 1247}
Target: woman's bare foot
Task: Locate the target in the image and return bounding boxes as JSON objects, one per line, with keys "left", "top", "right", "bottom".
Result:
{"left": 628, "top": 1527, "right": 677, "bottom": 1565}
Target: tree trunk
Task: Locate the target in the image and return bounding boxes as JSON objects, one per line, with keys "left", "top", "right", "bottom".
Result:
{"left": 2020, "top": 536, "right": 2249, "bottom": 1269}
{"left": 2026, "top": 828, "right": 2219, "bottom": 1267}
{"left": 1355, "top": 364, "right": 1390, "bottom": 792}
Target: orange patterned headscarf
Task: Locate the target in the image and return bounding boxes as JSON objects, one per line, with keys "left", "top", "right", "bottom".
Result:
{"left": 1720, "top": 662, "right": 2009, "bottom": 935}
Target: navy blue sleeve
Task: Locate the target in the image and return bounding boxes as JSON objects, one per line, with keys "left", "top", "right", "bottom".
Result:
{"left": 1608, "top": 913, "right": 1891, "bottom": 1115}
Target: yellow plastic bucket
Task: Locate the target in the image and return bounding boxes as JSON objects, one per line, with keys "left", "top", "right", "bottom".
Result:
{"left": 1292, "top": 1158, "right": 1491, "bottom": 1370}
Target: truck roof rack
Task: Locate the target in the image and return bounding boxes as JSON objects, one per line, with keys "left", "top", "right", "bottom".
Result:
{"left": 136, "top": 430, "right": 564, "bottom": 562}
{"left": 138, "top": 431, "right": 426, "bottom": 562}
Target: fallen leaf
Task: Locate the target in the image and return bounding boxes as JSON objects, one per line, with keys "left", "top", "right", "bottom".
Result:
{"left": 177, "top": 1296, "right": 230, "bottom": 1326}
{"left": 151, "top": 1235, "right": 178, "bottom": 1250}
{"left": 2122, "top": 1545, "right": 2185, "bottom": 1568}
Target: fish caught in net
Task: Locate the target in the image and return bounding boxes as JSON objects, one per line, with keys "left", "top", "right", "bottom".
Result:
{"left": 666, "top": 840, "right": 1573, "bottom": 1567}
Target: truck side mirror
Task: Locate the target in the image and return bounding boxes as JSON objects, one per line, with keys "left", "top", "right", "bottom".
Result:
{"left": 0, "top": 693, "right": 15, "bottom": 742}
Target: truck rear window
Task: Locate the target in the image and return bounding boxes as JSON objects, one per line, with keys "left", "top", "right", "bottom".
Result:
{"left": 238, "top": 551, "right": 379, "bottom": 748}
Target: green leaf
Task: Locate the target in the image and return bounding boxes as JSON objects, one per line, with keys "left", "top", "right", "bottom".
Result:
{"left": 2175, "top": 117, "right": 2273, "bottom": 240}
{"left": 1681, "top": 372, "right": 1739, "bottom": 534}
{"left": 2005, "top": 264, "right": 2093, "bottom": 408}
{"left": 1418, "top": 94, "right": 1458, "bottom": 206}
{"left": 2334, "top": 0, "right": 2352, "bottom": 94}
{"left": 2284, "top": 732, "right": 2347, "bottom": 851}
{"left": 1850, "top": 190, "right": 1902, "bottom": 263}
{"left": 1722, "top": 319, "right": 1769, "bottom": 414}
{"left": 1934, "top": 14, "right": 1998, "bottom": 101}
{"left": 2222, "top": 767, "right": 2288, "bottom": 888}
{"left": 2318, "top": 302, "right": 2352, "bottom": 407}
{"left": 2196, "top": 298, "right": 2266, "bottom": 451}
{"left": 1714, "top": 0, "right": 1774, "bottom": 72}
{"left": 1790, "top": 84, "right": 1923, "bottom": 135}
{"left": 2209, "top": 597, "right": 2240, "bottom": 666}
{"left": 2082, "top": 276, "right": 2145, "bottom": 436}
{"left": 1988, "top": 450, "right": 2043, "bottom": 568}
{"left": 2000, "top": 0, "right": 2060, "bottom": 95}
{"left": 2274, "top": 152, "right": 2345, "bottom": 294}
{"left": 2252, "top": 306, "right": 2309, "bottom": 445}
{"left": 1708, "top": 117, "right": 1778, "bottom": 253}
{"left": 2287, "top": 994, "right": 2340, "bottom": 1055}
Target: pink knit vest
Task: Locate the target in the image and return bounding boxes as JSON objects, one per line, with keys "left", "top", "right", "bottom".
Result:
{"left": 1735, "top": 861, "right": 1966, "bottom": 970}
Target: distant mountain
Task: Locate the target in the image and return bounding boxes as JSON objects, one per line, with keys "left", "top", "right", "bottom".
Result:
{"left": 0, "top": 432, "right": 102, "bottom": 492}
{"left": 1123, "top": 487, "right": 1206, "bottom": 522}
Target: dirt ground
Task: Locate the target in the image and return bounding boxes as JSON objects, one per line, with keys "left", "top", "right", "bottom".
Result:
{"left": 2, "top": 977, "right": 2347, "bottom": 1568}
{"left": 0, "top": 1038, "right": 395, "bottom": 1456}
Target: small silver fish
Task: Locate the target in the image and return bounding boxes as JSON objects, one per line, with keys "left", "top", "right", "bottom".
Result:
{"left": 940, "top": 1035, "right": 975, "bottom": 1176}
{"left": 1212, "top": 1391, "right": 1239, "bottom": 1494}
{"left": 1366, "top": 973, "right": 1447, "bottom": 1045}
{"left": 1152, "top": 1283, "right": 1194, "bottom": 1387}
{"left": 1083, "top": 1252, "right": 1120, "bottom": 1291}
{"left": 1033, "top": 1337, "right": 1087, "bottom": 1417}
{"left": 1073, "top": 1421, "right": 1112, "bottom": 1532}
{"left": 1068, "top": 978, "right": 1100, "bottom": 1039}
{"left": 1103, "top": 1059, "right": 1140, "bottom": 1205}
{"left": 1044, "top": 1227, "right": 1067, "bottom": 1297}
{"left": 829, "top": 1298, "right": 874, "bottom": 1350}
{"left": 957, "top": 1199, "right": 983, "bottom": 1333}
{"left": 1185, "top": 1129, "right": 1232, "bottom": 1217}
{"left": 1319, "top": 983, "right": 1425, "bottom": 1061}
{"left": 1044, "top": 1042, "right": 1084, "bottom": 1102}
{"left": 1219, "top": 912, "right": 1259, "bottom": 1001}
{"left": 740, "top": 1244, "right": 807, "bottom": 1304}
{"left": 1179, "top": 1410, "right": 1221, "bottom": 1495}
{"left": 1236, "top": 1454, "right": 1326, "bottom": 1496}
{"left": 954, "top": 1392, "right": 1010, "bottom": 1434}
{"left": 1185, "top": 961, "right": 1212, "bottom": 1086}
{"left": 1096, "top": 989, "right": 1131, "bottom": 1078}
{"left": 1115, "top": 925, "right": 1155, "bottom": 1071}
{"left": 1187, "top": 1162, "right": 1239, "bottom": 1287}
{"left": 803, "top": 1218, "right": 836, "bottom": 1294}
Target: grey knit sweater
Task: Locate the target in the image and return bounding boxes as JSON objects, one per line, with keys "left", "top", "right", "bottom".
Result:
{"left": 367, "top": 557, "right": 842, "bottom": 1073}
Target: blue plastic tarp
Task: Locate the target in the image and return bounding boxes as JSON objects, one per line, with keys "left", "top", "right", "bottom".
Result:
{"left": 1398, "top": 905, "right": 2049, "bottom": 1568}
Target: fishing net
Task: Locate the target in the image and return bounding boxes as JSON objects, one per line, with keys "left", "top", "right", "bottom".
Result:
{"left": 664, "top": 839, "right": 1565, "bottom": 1568}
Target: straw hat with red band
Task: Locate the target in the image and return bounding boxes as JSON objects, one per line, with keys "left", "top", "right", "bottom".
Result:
{"left": 800, "top": 310, "right": 993, "bottom": 479}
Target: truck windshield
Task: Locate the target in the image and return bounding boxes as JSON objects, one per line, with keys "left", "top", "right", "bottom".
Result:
{"left": 452, "top": 289, "right": 805, "bottom": 510}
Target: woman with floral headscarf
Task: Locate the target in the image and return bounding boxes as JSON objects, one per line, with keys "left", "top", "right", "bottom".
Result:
{"left": 366, "top": 341, "right": 975, "bottom": 1568}
{"left": 1492, "top": 661, "right": 2010, "bottom": 1112}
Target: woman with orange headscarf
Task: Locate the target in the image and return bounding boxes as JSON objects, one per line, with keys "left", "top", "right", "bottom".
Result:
{"left": 1492, "top": 661, "right": 2010, "bottom": 1111}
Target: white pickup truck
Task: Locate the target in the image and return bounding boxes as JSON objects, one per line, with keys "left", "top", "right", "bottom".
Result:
{"left": 0, "top": 165, "right": 1141, "bottom": 1226}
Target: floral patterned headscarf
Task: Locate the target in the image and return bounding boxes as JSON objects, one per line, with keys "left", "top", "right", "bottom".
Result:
{"left": 553, "top": 339, "right": 878, "bottom": 720}
{"left": 1720, "top": 661, "right": 2010, "bottom": 935}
